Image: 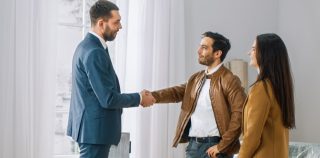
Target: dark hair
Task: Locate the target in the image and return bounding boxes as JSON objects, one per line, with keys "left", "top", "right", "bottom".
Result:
{"left": 255, "top": 33, "right": 295, "bottom": 129}
{"left": 202, "top": 31, "right": 231, "bottom": 62}
{"left": 90, "top": 0, "right": 119, "bottom": 26}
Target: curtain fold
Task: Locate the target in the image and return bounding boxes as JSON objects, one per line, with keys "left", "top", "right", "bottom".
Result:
{"left": 115, "top": 0, "right": 186, "bottom": 157}
{"left": 0, "top": 0, "right": 57, "bottom": 157}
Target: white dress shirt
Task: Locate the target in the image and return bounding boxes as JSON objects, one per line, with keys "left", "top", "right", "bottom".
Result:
{"left": 188, "top": 63, "right": 223, "bottom": 137}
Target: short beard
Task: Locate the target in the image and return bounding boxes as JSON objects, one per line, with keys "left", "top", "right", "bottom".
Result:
{"left": 102, "top": 25, "right": 116, "bottom": 41}
{"left": 198, "top": 56, "right": 214, "bottom": 66}
{"left": 103, "top": 31, "right": 115, "bottom": 41}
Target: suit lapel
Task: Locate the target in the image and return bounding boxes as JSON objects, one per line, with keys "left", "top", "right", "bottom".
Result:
{"left": 86, "top": 33, "right": 121, "bottom": 93}
{"left": 105, "top": 47, "right": 121, "bottom": 93}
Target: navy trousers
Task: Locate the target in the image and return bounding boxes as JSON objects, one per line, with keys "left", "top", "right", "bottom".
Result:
{"left": 79, "top": 143, "right": 111, "bottom": 158}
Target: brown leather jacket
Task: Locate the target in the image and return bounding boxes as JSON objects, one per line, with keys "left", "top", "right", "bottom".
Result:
{"left": 151, "top": 66, "right": 246, "bottom": 155}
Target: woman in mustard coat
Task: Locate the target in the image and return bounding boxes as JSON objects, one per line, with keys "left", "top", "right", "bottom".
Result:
{"left": 238, "top": 33, "right": 295, "bottom": 158}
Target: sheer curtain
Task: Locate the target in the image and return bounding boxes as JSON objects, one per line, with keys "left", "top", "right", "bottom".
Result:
{"left": 0, "top": 0, "right": 57, "bottom": 157}
{"left": 0, "top": 0, "right": 186, "bottom": 157}
{"left": 114, "top": 0, "right": 186, "bottom": 158}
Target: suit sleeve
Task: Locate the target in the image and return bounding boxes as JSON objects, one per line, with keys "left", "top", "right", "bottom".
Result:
{"left": 238, "top": 83, "right": 271, "bottom": 158}
{"left": 83, "top": 48, "right": 140, "bottom": 109}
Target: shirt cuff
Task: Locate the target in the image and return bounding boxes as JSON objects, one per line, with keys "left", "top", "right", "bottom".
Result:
{"left": 139, "top": 93, "right": 142, "bottom": 104}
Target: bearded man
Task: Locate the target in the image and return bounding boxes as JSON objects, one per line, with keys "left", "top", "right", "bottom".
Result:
{"left": 150, "top": 32, "right": 247, "bottom": 158}
{"left": 67, "top": 1, "right": 155, "bottom": 158}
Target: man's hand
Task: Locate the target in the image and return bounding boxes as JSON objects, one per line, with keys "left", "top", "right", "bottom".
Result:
{"left": 206, "top": 145, "right": 219, "bottom": 158}
{"left": 140, "top": 89, "right": 156, "bottom": 107}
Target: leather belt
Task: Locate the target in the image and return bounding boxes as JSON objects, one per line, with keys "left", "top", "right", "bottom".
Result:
{"left": 189, "top": 136, "right": 221, "bottom": 143}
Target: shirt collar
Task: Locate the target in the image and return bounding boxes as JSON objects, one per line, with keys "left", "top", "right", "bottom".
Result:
{"left": 206, "top": 63, "right": 223, "bottom": 75}
{"left": 89, "top": 31, "right": 107, "bottom": 50}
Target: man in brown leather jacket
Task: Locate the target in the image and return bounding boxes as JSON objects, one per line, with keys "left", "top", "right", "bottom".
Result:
{"left": 151, "top": 32, "right": 246, "bottom": 158}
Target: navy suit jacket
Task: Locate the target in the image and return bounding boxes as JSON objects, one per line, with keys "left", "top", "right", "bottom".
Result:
{"left": 67, "top": 33, "right": 140, "bottom": 145}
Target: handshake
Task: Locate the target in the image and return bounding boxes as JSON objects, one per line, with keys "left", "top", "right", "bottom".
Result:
{"left": 140, "top": 90, "right": 156, "bottom": 107}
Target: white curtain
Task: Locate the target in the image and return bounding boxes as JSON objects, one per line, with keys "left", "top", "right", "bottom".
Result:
{"left": 0, "top": 0, "right": 57, "bottom": 157}
{"left": 0, "top": 0, "right": 186, "bottom": 157}
{"left": 114, "top": 0, "right": 186, "bottom": 158}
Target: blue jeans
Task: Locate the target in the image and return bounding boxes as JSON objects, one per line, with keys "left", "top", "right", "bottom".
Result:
{"left": 186, "top": 139, "right": 231, "bottom": 158}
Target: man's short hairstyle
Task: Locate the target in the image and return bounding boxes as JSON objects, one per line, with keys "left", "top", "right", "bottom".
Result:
{"left": 89, "top": 0, "right": 119, "bottom": 26}
{"left": 202, "top": 31, "right": 231, "bottom": 62}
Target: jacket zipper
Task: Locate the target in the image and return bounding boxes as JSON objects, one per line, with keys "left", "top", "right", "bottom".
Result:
{"left": 176, "top": 75, "right": 206, "bottom": 144}
{"left": 209, "top": 78, "right": 222, "bottom": 136}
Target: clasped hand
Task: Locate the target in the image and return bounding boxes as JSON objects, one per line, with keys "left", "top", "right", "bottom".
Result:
{"left": 140, "top": 89, "right": 156, "bottom": 107}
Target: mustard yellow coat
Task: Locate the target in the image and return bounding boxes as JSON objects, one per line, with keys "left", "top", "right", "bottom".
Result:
{"left": 238, "top": 80, "right": 289, "bottom": 158}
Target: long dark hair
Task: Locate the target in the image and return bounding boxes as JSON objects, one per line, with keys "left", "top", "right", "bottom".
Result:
{"left": 255, "top": 33, "right": 295, "bottom": 129}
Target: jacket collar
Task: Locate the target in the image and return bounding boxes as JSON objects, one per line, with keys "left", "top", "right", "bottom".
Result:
{"left": 85, "top": 33, "right": 105, "bottom": 50}
{"left": 203, "top": 65, "right": 227, "bottom": 79}
{"left": 89, "top": 31, "right": 107, "bottom": 49}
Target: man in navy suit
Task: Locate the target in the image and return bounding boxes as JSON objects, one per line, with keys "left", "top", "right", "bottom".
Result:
{"left": 67, "top": 1, "right": 155, "bottom": 157}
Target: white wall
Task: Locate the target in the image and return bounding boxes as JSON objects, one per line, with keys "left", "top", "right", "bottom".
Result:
{"left": 185, "top": 0, "right": 320, "bottom": 143}
{"left": 184, "top": 0, "right": 278, "bottom": 85}
{"left": 278, "top": 0, "right": 320, "bottom": 143}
